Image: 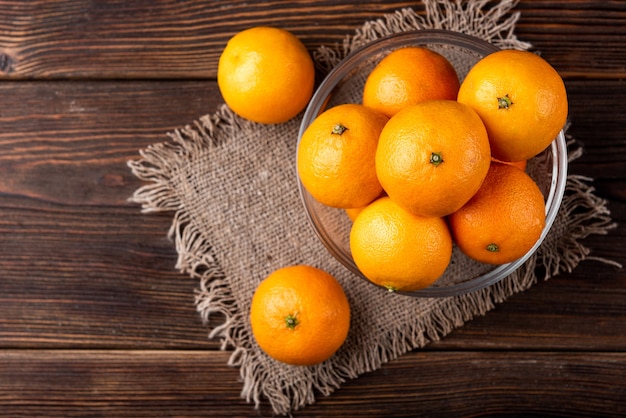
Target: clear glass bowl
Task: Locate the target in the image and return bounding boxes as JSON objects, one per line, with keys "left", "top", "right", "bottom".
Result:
{"left": 296, "top": 30, "right": 568, "bottom": 297}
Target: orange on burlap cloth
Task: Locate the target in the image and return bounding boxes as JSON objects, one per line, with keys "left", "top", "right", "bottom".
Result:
{"left": 128, "top": 0, "right": 620, "bottom": 415}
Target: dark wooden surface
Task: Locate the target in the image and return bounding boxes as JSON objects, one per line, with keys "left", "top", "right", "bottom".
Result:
{"left": 0, "top": 1, "right": 624, "bottom": 416}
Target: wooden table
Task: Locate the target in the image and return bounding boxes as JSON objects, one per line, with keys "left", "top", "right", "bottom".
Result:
{"left": 1, "top": 1, "right": 624, "bottom": 416}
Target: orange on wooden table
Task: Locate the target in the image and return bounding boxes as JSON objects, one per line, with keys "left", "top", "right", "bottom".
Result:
{"left": 362, "top": 46, "right": 460, "bottom": 118}
{"left": 249, "top": 265, "right": 351, "bottom": 366}
{"left": 349, "top": 197, "right": 452, "bottom": 292}
{"left": 297, "top": 103, "right": 389, "bottom": 209}
{"left": 448, "top": 161, "right": 546, "bottom": 265}
{"left": 375, "top": 100, "right": 491, "bottom": 218}
{"left": 217, "top": 26, "right": 315, "bottom": 124}
{"left": 457, "top": 49, "right": 568, "bottom": 162}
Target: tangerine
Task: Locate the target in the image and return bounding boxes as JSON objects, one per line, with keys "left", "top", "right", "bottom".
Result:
{"left": 297, "top": 103, "right": 388, "bottom": 208}
{"left": 249, "top": 265, "right": 351, "bottom": 366}
{"left": 217, "top": 26, "right": 315, "bottom": 124}
{"left": 375, "top": 100, "right": 491, "bottom": 218}
{"left": 345, "top": 206, "right": 367, "bottom": 222}
{"left": 362, "top": 46, "right": 460, "bottom": 118}
{"left": 492, "top": 157, "right": 527, "bottom": 172}
{"left": 349, "top": 197, "right": 452, "bottom": 292}
{"left": 345, "top": 191, "right": 387, "bottom": 222}
{"left": 448, "top": 161, "right": 546, "bottom": 265}
{"left": 457, "top": 49, "right": 568, "bottom": 162}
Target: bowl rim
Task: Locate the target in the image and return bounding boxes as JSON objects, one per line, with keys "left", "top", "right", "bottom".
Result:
{"left": 296, "top": 29, "right": 569, "bottom": 297}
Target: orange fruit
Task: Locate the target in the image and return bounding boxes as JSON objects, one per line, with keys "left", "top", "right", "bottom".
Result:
{"left": 448, "top": 162, "right": 546, "bottom": 265}
{"left": 249, "top": 265, "right": 351, "bottom": 366}
{"left": 345, "top": 206, "right": 366, "bottom": 222}
{"left": 375, "top": 100, "right": 491, "bottom": 218}
{"left": 362, "top": 46, "right": 460, "bottom": 118}
{"left": 217, "top": 26, "right": 315, "bottom": 124}
{"left": 345, "top": 191, "right": 387, "bottom": 222}
{"left": 349, "top": 197, "right": 452, "bottom": 292}
{"left": 493, "top": 157, "right": 527, "bottom": 172}
{"left": 457, "top": 49, "right": 568, "bottom": 162}
{"left": 297, "top": 103, "right": 389, "bottom": 208}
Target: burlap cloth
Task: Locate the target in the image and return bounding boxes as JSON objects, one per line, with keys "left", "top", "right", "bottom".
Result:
{"left": 128, "top": 0, "right": 620, "bottom": 415}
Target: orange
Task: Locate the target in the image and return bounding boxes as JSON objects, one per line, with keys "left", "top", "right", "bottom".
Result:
{"left": 249, "top": 265, "right": 351, "bottom": 366}
{"left": 362, "top": 46, "right": 460, "bottom": 118}
{"left": 493, "top": 158, "right": 527, "bottom": 172}
{"left": 297, "top": 103, "right": 389, "bottom": 208}
{"left": 350, "top": 197, "right": 452, "bottom": 292}
{"left": 457, "top": 49, "right": 568, "bottom": 162}
{"left": 375, "top": 100, "right": 491, "bottom": 218}
{"left": 448, "top": 161, "right": 546, "bottom": 265}
{"left": 345, "top": 191, "right": 387, "bottom": 222}
{"left": 345, "top": 206, "right": 366, "bottom": 222}
{"left": 217, "top": 26, "right": 315, "bottom": 124}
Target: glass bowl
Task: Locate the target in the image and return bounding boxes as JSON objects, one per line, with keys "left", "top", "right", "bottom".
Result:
{"left": 296, "top": 30, "right": 568, "bottom": 297}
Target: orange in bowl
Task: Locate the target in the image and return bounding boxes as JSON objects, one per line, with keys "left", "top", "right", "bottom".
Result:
{"left": 375, "top": 100, "right": 491, "bottom": 218}
{"left": 350, "top": 197, "right": 452, "bottom": 292}
{"left": 297, "top": 103, "right": 388, "bottom": 209}
{"left": 448, "top": 161, "right": 546, "bottom": 265}
{"left": 296, "top": 30, "right": 568, "bottom": 297}
{"left": 362, "top": 46, "right": 460, "bottom": 117}
{"left": 457, "top": 49, "right": 568, "bottom": 162}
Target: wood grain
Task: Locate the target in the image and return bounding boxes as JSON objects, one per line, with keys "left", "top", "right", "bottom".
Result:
{"left": 0, "top": 80, "right": 221, "bottom": 206}
{"left": 515, "top": 1, "right": 626, "bottom": 78}
{"left": 0, "top": 350, "right": 624, "bottom": 417}
{"left": 0, "top": 0, "right": 418, "bottom": 79}
{"left": 0, "top": 1, "right": 625, "bottom": 79}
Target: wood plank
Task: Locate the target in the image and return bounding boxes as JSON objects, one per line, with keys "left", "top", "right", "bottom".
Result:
{"left": 515, "top": 0, "right": 626, "bottom": 78}
{"left": 433, "top": 271, "right": 626, "bottom": 350}
{"left": 0, "top": 350, "right": 624, "bottom": 417}
{"left": 312, "top": 351, "right": 626, "bottom": 417}
{"left": 0, "top": 80, "right": 223, "bottom": 348}
{"left": 0, "top": 80, "right": 221, "bottom": 206}
{"left": 0, "top": 0, "right": 419, "bottom": 79}
{"left": 0, "top": 202, "right": 213, "bottom": 348}
{"left": 0, "top": 0, "right": 624, "bottom": 79}
{"left": 0, "top": 350, "right": 248, "bottom": 417}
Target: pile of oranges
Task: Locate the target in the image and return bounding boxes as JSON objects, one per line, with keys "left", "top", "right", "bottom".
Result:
{"left": 298, "top": 45, "right": 568, "bottom": 293}
{"left": 218, "top": 26, "right": 567, "bottom": 367}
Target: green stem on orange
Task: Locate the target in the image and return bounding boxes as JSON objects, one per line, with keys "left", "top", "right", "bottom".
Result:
{"left": 486, "top": 243, "right": 500, "bottom": 252}
{"left": 385, "top": 285, "right": 397, "bottom": 293}
{"left": 430, "top": 152, "right": 444, "bottom": 166}
{"left": 497, "top": 94, "right": 513, "bottom": 109}
{"left": 285, "top": 313, "right": 299, "bottom": 329}
{"left": 331, "top": 123, "right": 348, "bottom": 135}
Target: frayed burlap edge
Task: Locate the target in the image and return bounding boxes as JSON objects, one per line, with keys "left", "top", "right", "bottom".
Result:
{"left": 128, "top": 0, "right": 620, "bottom": 415}
{"left": 129, "top": 108, "right": 254, "bottom": 350}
